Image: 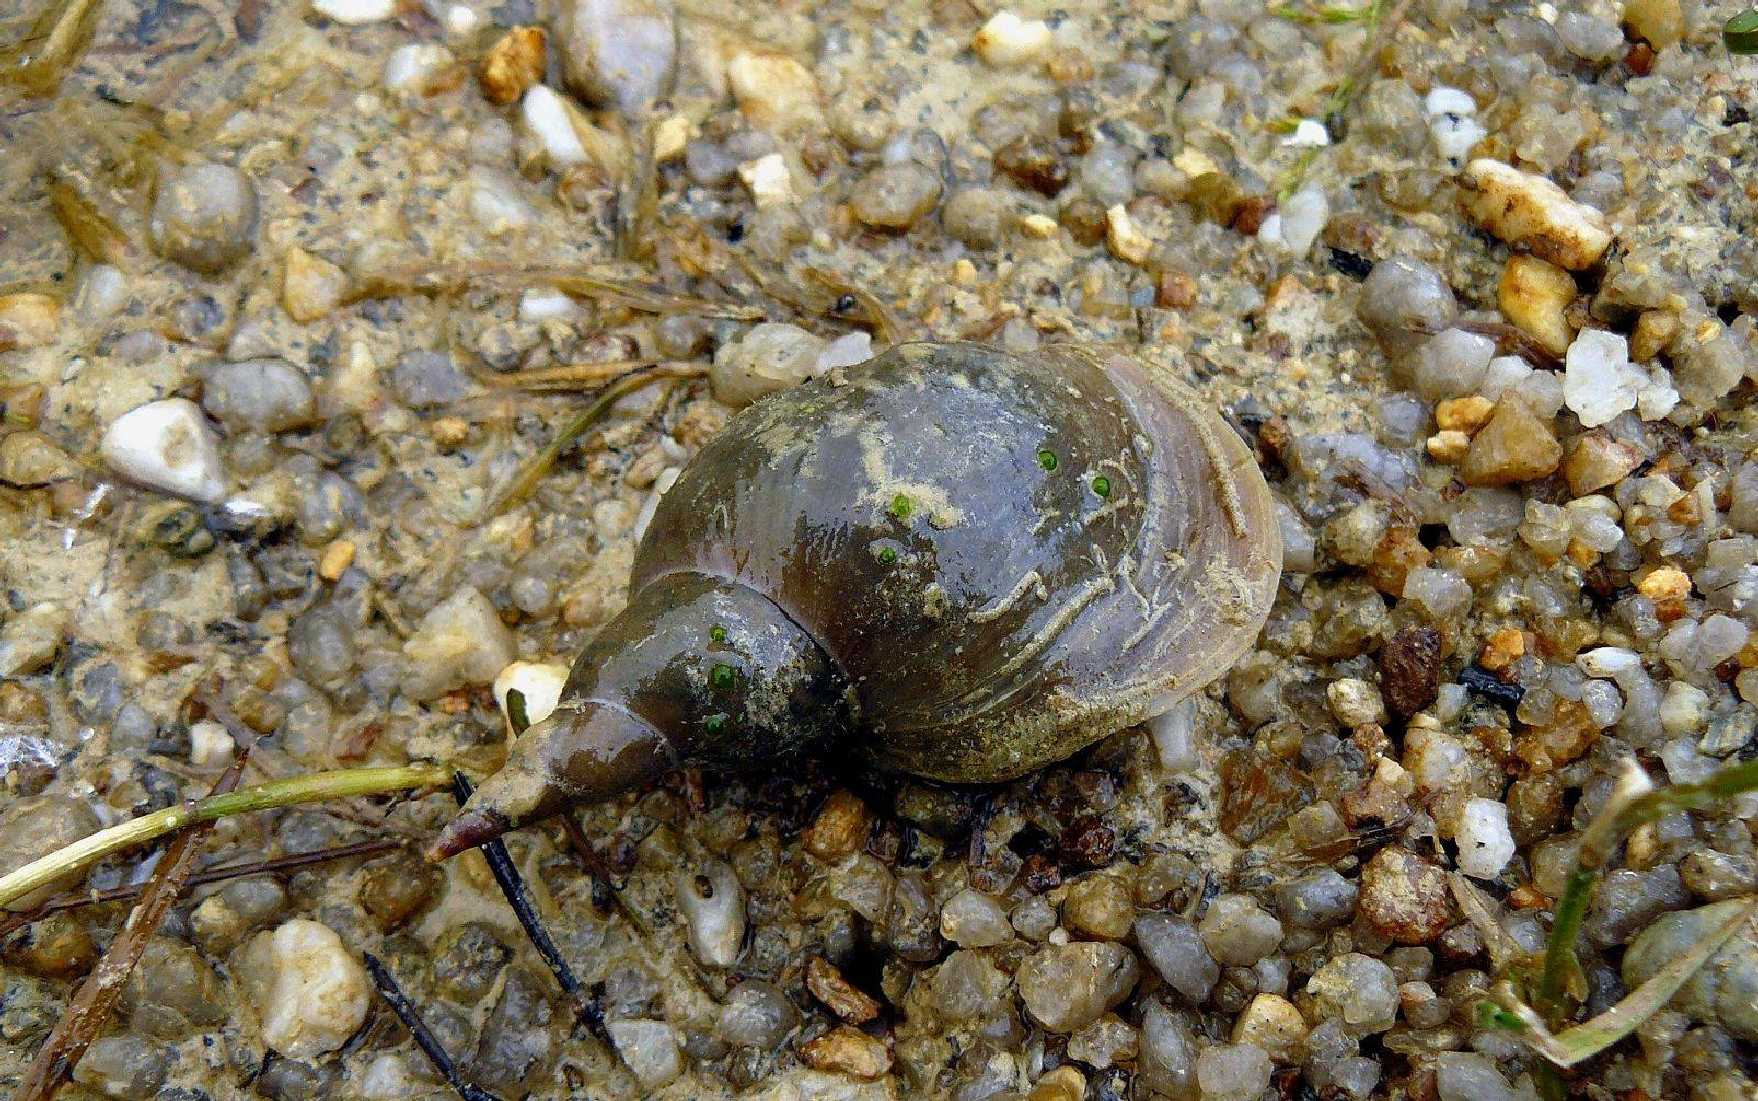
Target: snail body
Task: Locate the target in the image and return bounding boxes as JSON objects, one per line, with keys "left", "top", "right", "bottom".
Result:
{"left": 433, "top": 342, "right": 1281, "bottom": 858}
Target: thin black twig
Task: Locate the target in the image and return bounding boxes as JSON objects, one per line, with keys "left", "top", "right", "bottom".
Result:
{"left": 363, "top": 953, "right": 503, "bottom": 1101}
{"left": 451, "top": 773, "right": 605, "bottom": 1038}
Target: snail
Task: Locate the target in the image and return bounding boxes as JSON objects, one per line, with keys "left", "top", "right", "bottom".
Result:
{"left": 430, "top": 342, "right": 1282, "bottom": 859}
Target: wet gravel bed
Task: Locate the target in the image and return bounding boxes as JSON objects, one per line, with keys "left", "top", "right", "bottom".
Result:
{"left": 1, "top": 0, "right": 1757, "bottom": 1099}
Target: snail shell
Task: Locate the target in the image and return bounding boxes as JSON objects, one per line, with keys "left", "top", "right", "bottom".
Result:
{"left": 433, "top": 342, "right": 1281, "bottom": 856}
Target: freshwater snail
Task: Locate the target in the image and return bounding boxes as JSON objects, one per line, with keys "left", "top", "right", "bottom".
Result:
{"left": 431, "top": 342, "right": 1282, "bottom": 858}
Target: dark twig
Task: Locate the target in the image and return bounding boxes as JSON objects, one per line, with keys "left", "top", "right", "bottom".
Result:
{"left": 451, "top": 773, "right": 605, "bottom": 1037}
{"left": 363, "top": 953, "right": 504, "bottom": 1101}
{"left": 0, "top": 838, "right": 402, "bottom": 939}
{"left": 14, "top": 751, "right": 249, "bottom": 1101}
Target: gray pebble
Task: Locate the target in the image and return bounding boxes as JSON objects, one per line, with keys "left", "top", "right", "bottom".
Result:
{"left": 1623, "top": 899, "right": 1758, "bottom": 1041}
{"left": 72, "top": 1034, "right": 170, "bottom": 1101}
{"left": 555, "top": 0, "right": 677, "bottom": 114}
{"left": 473, "top": 967, "right": 560, "bottom": 1090}
{"left": 149, "top": 163, "right": 259, "bottom": 274}
{"left": 1357, "top": 257, "right": 1456, "bottom": 350}
{"left": 716, "top": 979, "right": 797, "bottom": 1047}
{"left": 391, "top": 350, "right": 472, "bottom": 408}
{"left": 849, "top": 163, "right": 943, "bottom": 231}
{"left": 1134, "top": 913, "right": 1219, "bottom": 1002}
{"left": 1275, "top": 868, "right": 1358, "bottom": 929}
{"left": 1199, "top": 894, "right": 1284, "bottom": 966}
{"left": 942, "top": 188, "right": 1010, "bottom": 249}
{"left": 201, "top": 359, "right": 316, "bottom": 433}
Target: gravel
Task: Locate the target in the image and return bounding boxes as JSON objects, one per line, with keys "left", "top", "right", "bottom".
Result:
{"left": 148, "top": 163, "right": 259, "bottom": 274}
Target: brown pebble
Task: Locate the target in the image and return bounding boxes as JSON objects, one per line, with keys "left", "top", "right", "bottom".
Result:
{"left": 799, "top": 1025, "right": 892, "bottom": 1080}
{"left": 480, "top": 26, "right": 547, "bottom": 104}
{"left": 1625, "top": 41, "right": 1655, "bottom": 76}
{"left": 807, "top": 957, "right": 882, "bottom": 1023}
{"left": 994, "top": 139, "right": 1069, "bottom": 197}
{"left": 1459, "top": 397, "right": 1561, "bottom": 486}
{"left": 1028, "top": 1066, "right": 1087, "bottom": 1101}
{"left": 1378, "top": 626, "right": 1442, "bottom": 720}
{"left": 1479, "top": 628, "right": 1527, "bottom": 673}
{"left": 1059, "top": 196, "right": 1107, "bottom": 247}
{"left": 1562, "top": 432, "right": 1643, "bottom": 496}
{"left": 1358, "top": 846, "right": 1453, "bottom": 945}
{"left": 803, "top": 790, "right": 874, "bottom": 861}
{"left": 359, "top": 855, "right": 441, "bottom": 929}
{"left": 1, "top": 912, "right": 96, "bottom": 977}
{"left": 1059, "top": 814, "right": 1116, "bottom": 868}
{"left": 431, "top": 416, "right": 471, "bottom": 449}
{"left": 1366, "top": 527, "right": 1430, "bottom": 598}
{"left": 1230, "top": 195, "right": 1274, "bottom": 236}
{"left": 1156, "top": 270, "right": 1198, "bottom": 309}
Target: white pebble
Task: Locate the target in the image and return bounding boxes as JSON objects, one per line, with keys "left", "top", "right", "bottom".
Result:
{"left": 737, "top": 153, "right": 794, "bottom": 208}
{"left": 382, "top": 43, "right": 453, "bottom": 96}
{"left": 1659, "top": 681, "right": 1710, "bottom": 736}
{"left": 518, "top": 289, "right": 579, "bottom": 323}
{"left": 236, "top": 920, "right": 371, "bottom": 1057}
{"left": 1577, "top": 646, "right": 1640, "bottom": 678}
{"left": 1402, "top": 566, "right": 1472, "bottom": 619}
{"left": 1564, "top": 330, "right": 1640, "bottom": 428}
{"left": 100, "top": 398, "right": 227, "bottom": 503}
{"left": 1456, "top": 798, "right": 1516, "bottom": 878}
{"left": 1149, "top": 698, "right": 1200, "bottom": 771}
{"left": 674, "top": 860, "right": 747, "bottom": 968}
{"left": 312, "top": 0, "right": 397, "bottom": 23}
{"left": 1424, "top": 87, "right": 1478, "bottom": 116}
{"left": 1432, "top": 113, "right": 1487, "bottom": 166}
{"left": 1636, "top": 367, "right": 1680, "bottom": 421}
{"left": 493, "top": 661, "right": 569, "bottom": 727}
{"left": 972, "top": 11, "right": 1053, "bottom": 67}
{"left": 523, "top": 86, "right": 589, "bottom": 167}
{"left": 1259, "top": 185, "right": 1328, "bottom": 258}
{"left": 467, "top": 166, "right": 535, "bottom": 233}
{"left": 817, "top": 331, "right": 874, "bottom": 373}
{"left": 1462, "top": 159, "right": 1612, "bottom": 271}
{"left": 1281, "top": 119, "right": 1330, "bottom": 148}
{"left": 608, "top": 1020, "right": 683, "bottom": 1090}
{"left": 188, "top": 720, "right": 235, "bottom": 767}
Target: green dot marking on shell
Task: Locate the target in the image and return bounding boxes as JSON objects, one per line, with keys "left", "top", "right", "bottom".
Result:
{"left": 704, "top": 712, "right": 728, "bottom": 735}
{"left": 1091, "top": 475, "right": 1111, "bottom": 498}
{"left": 709, "top": 663, "right": 737, "bottom": 693}
{"left": 890, "top": 493, "right": 912, "bottom": 520}
{"left": 1037, "top": 448, "right": 1058, "bottom": 471}
{"left": 709, "top": 624, "right": 727, "bottom": 643}
{"left": 878, "top": 546, "right": 898, "bottom": 564}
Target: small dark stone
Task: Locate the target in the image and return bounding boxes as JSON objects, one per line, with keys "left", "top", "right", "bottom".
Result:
{"left": 1378, "top": 626, "right": 1442, "bottom": 719}
{"left": 1059, "top": 815, "right": 1115, "bottom": 869}
{"left": 473, "top": 966, "right": 561, "bottom": 1090}
{"left": 433, "top": 922, "right": 511, "bottom": 1004}
{"left": 1724, "top": 102, "right": 1749, "bottom": 126}
{"left": 1460, "top": 665, "right": 1524, "bottom": 707}
{"left": 1329, "top": 248, "right": 1374, "bottom": 280}
{"left": 994, "top": 139, "right": 1070, "bottom": 197}
{"left": 1020, "top": 852, "right": 1063, "bottom": 894}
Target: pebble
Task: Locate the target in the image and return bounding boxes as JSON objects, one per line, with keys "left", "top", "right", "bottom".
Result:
{"left": 149, "top": 163, "right": 258, "bottom": 274}
{"left": 1067, "top": 1013, "right": 1138, "bottom": 1067}
{"left": 0, "top": 292, "right": 61, "bottom": 348}
{"left": 235, "top": 919, "right": 371, "bottom": 1057}
{"left": 1401, "top": 566, "right": 1472, "bottom": 620}
{"left": 122, "top": 936, "right": 228, "bottom": 1036}
{"left": 675, "top": 859, "right": 746, "bottom": 968}
{"left": 1327, "top": 677, "right": 1386, "bottom": 727}
{"left": 0, "top": 602, "right": 66, "bottom": 677}
{"left": 1016, "top": 941, "right": 1140, "bottom": 1032}
{"left": 1029, "top": 1065, "right": 1087, "bottom": 1101}
{"left": 1195, "top": 1042, "right": 1271, "bottom": 1101}
{"left": 1624, "top": 0, "right": 1685, "bottom": 51}
{"left": 1258, "top": 185, "right": 1328, "bottom": 257}
{"left": 850, "top": 163, "right": 942, "bottom": 231}
{"left": 1556, "top": 12, "right": 1626, "bottom": 60}
{"left": 717, "top": 979, "right": 797, "bottom": 1047}
{"left": 1456, "top": 798, "right": 1516, "bottom": 878}
{"left": 1065, "top": 874, "right": 1134, "bottom": 939}
{"left": 800, "top": 1025, "right": 892, "bottom": 1080}
{"left": 1149, "top": 698, "right": 1200, "bottom": 771}
{"left": 478, "top": 26, "right": 545, "bottom": 104}
{"left": 1198, "top": 893, "right": 1283, "bottom": 966}
{"left": 522, "top": 85, "right": 592, "bottom": 169}
{"left": 711, "top": 323, "right": 829, "bottom": 407}
{"left": 1564, "top": 329, "right": 1641, "bottom": 428}
{"left": 1434, "top": 1052, "right": 1515, "bottom": 1101}
{"left": 1134, "top": 913, "right": 1219, "bottom": 1001}
{"left": 607, "top": 1019, "right": 683, "bottom": 1089}
{"left": 358, "top": 855, "right": 440, "bottom": 929}
{"left": 1459, "top": 396, "right": 1561, "bottom": 486}
{"left": 1303, "top": 952, "right": 1398, "bottom": 1034}
{"left": 1414, "top": 327, "right": 1495, "bottom": 400}
{"left": 930, "top": 949, "right": 1008, "bottom": 1020}
{"left": 391, "top": 349, "right": 472, "bottom": 408}
{"left": 0, "top": 432, "right": 73, "bottom": 489}
{"left": 1139, "top": 1001, "right": 1197, "bottom": 1096}
{"left": 71, "top": 1034, "right": 170, "bottom": 1101}
{"left": 101, "top": 398, "right": 228, "bottom": 503}
{"left": 0, "top": 795, "right": 99, "bottom": 909}
{"left": 1229, "top": 993, "right": 1306, "bottom": 1060}
{"left": 973, "top": 11, "right": 1052, "bottom": 66}
{"left": 201, "top": 359, "right": 317, "bottom": 433}
{"left": 1680, "top": 851, "right": 1756, "bottom": 902}
{"left": 942, "top": 188, "right": 1010, "bottom": 248}
{"left": 803, "top": 790, "right": 875, "bottom": 861}
{"left": 1274, "top": 868, "right": 1357, "bottom": 929}
{"left": 807, "top": 957, "right": 880, "bottom": 1023}
{"left": 1563, "top": 432, "right": 1644, "bottom": 496}
{"left": 1105, "top": 204, "right": 1153, "bottom": 265}
{"left": 1461, "top": 159, "right": 1612, "bottom": 271}
{"left": 940, "top": 888, "right": 1013, "bottom": 947}
{"left": 311, "top": 0, "right": 397, "bottom": 23}
{"left": 467, "top": 166, "right": 536, "bottom": 233}
{"left": 727, "top": 51, "right": 823, "bottom": 134}
{"left": 402, "top": 586, "right": 518, "bottom": 699}
{"left": 1497, "top": 255, "right": 1575, "bottom": 358}
{"left": 738, "top": 153, "right": 794, "bottom": 208}
{"left": 281, "top": 247, "right": 350, "bottom": 322}
{"left": 555, "top": 0, "right": 677, "bottom": 113}
{"left": 493, "top": 661, "right": 568, "bottom": 727}
{"left": 1358, "top": 846, "right": 1452, "bottom": 943}
{"left": 382, "top": 43, "right": 454, "bottom": 98}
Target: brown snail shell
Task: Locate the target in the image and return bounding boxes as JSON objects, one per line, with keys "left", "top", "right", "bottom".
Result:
{"left": 433, "top": 342, "right": 1281, "bottom": 858}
